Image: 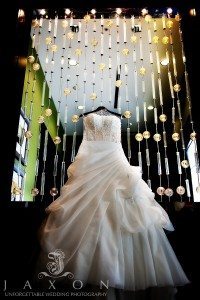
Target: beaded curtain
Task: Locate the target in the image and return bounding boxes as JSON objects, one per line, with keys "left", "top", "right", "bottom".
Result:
{"left": 11, "top": 9, "right": 200, "bottom": 204}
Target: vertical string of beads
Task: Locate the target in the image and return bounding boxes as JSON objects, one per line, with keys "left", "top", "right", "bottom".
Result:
{"left": 146, "top": 14, "right": 164, "bottom": 201}
{"left": 154, "top": 15, "right": 172, "bottom": 200}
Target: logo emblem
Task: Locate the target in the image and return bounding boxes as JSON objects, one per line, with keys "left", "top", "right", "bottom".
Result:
{"left": 38, "top": 249, "right": 74, "bottom": 279}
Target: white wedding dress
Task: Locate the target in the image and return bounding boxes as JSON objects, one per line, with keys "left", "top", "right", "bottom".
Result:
{"left": 39, "top": 111, "right": 189, "bottom": 292}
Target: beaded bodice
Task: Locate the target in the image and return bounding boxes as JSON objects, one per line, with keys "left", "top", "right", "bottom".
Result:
{"left": 83, "top": 112, "right": 121, "bottom": 143}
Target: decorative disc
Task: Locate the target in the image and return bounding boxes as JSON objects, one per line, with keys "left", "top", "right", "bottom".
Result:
{"left": 135, "top": 133, "right": 143, "bottom": 141}
{"left": 91, "top": 38, "right": 98, "bottom": 47}
{"left": 105, "top": 20, "right": 113, "bottom": 27}
{"left": 115, "top": 80, "right": 122, "bottom": 87}
{"left": 62, "top": 20, "right": 68, "bottom": 28}
{"left": 153, "top": 133, "right": 161, "bottom": 142}
{"left": 139, "top": 67, "right": 146, "bottom": 75}
{"left": 130, "top": 35, "right": 137, "bottom": 43}
{"left": 45, "top": 108, "right": 52, "bottom": 117}
{"left": 33, "top": 63, "right": 40, "bottom": 71}
{"left": 123, "top": 111, "right": 132, "bottom": 119}
{"left": 157, "top": 187, "right": 165, "bottom": 195}
{"left": 31, "top": 188, "right": 39, "bottom": 196}
{"left": 159, "top": 114, "right": 167, "bottom": 122}
{"left": 50, "top": 187, "right": 58, "bottom": 196}
{"left": 172, "top": 132, "right": 180, "bottom": 141}
{"left": 53, "top": 136, "right": 61, "bottom": 144}
{"left": 152, "top": 36, "right": 159, "bottom": 44}
{"left": 71, "top": 115, "right": 79, "bottom": 123}
{"left": 64, "top": 88, "right": 71, "bottom": 96}
{"left": 190, "top": 132, "right": 196, "bottom": 140}
{"left": 173, "top": 84, "right": 181, "bottom": 92}
{"left": 164, "top": 188, "right": 174, "bottom": 197}
{"left": 181, "top": 160, "right": 189, "bottom": 168}
{"left": 28, "top": 55, "right": 35, "bottom": 63}
{"left": 51, "top": 44, "right": 58, "bottom": 52}
{"left": 75, "top": 48, "right": 82, "bottom": 56}
{"left": 167, "top": 20, "right": 173, "bottom": 28}
{"left": 143, "top": 131, "right": 150, "bottom": 139}
{"left": 99, "top": 63, "right": 106, "bottom": 70}
{"left": 90, "top": 93, "right": 97, "bottom": 100}
{"left": 144, "top": 14, "right": 152, "bottom": 23}
{"left": 84, "top": 15, "right": 91, "bottom": 22}
{"left": 162, "top": 36, "right": 169, "bottom": 45}
{"left": 25, "top": 130, "right": 32, "bottom": 139}
{"left": 176, "top": 186, "right": 185, "bottom": 195}
{"left": 67, "top": 32, "right": 74, "bottom": 39}
{"left": 38, "top": 116, "right": 45, "bottom": 124}
{"left": 45, "top": 36, "right": 52, "bottom": 45}
{"left": 122, "top": 48, "right": 130, "bottom": 56}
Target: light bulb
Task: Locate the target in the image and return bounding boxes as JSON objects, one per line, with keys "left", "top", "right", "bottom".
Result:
{"left": 116, "top": 8, "right": 122, "bottom": 15}
{"left": 91, "top": 9, "right": 96, "bottom": 15}
{"left": 65, "top": 8, "right": 71, "bottom": 15}
{"left": 141, "top": 8, "right": 148, "bottom": 16}
{"left": 18, "top": 9, "right": 25, "bottom": 18}
{"left": 167, "top": 7, "right": 173, "bottom": 14}
{"left": 39, "top": 9, "right": 46, "bottom": 16}
{"left": 189, "top": 9, "right": 196, "bottom": 16}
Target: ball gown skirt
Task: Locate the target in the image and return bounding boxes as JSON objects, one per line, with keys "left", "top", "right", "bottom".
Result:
{"left": 38, "top": 139, "right": 189, "bottom": 291}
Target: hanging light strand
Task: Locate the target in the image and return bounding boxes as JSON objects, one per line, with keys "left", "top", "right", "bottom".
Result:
{"left": 108, "top": 20, "right": 112, "bottom": 106}
{"left": 178, "top": 17, "right": 199, "bottom": 198}
{"left": 146, "top": 15, "right": 164, "bottom": 201}
{"left": 131, "top": 16, "right": 143, "bottom": 173}
{"left": 168, "top": 14, "right": 189, "bottom": 200}
{"left": 91, "top": 14, "right": 97, "bottom": 108}
{"left": 31, "top": 18, "right": 52, "bottom": 200}
{"left": 138, "top": 17, "right": 151, "bottom": 186}
{"left": 99, "top": 16, "right": 104, "bottom": 107}
{"left": 53, "top": 41, "right": 66, "bottom": 197}
{"left": 122, "top": 16, "right": 131, "bottom": 162}
{"left": 16, "top": 57, "right": 33, "bottom": 201}
{"left": 40, "top": 15, "right": 59, "bottom": 200}
{"left": 70, "top": 15, "right": 79, "bottom": 163}
{"left": 116, "top": 17, "right": 121, "bottom": 114}
{"left": 153, "top": 16, "right": 171, "bottom": 200}
{"left": 26, "top": 21, "right": 43, "bottom": 199}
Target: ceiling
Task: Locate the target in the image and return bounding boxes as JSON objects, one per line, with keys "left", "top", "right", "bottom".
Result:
{"left": 33, "top": 16, "right": 184, "bottom": 134}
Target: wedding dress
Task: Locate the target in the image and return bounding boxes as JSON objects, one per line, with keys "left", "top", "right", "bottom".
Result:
{"left": 39, "top": 110, "right": 189, "bottom": 292}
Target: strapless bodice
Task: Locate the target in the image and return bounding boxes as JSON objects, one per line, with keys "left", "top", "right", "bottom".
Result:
{"left": 83, "top": 113, "right": 121, "bottom": 143}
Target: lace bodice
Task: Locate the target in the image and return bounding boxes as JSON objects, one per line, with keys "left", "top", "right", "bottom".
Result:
{"left": 83, "top": 112, "right": 121, "bottom": 143}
